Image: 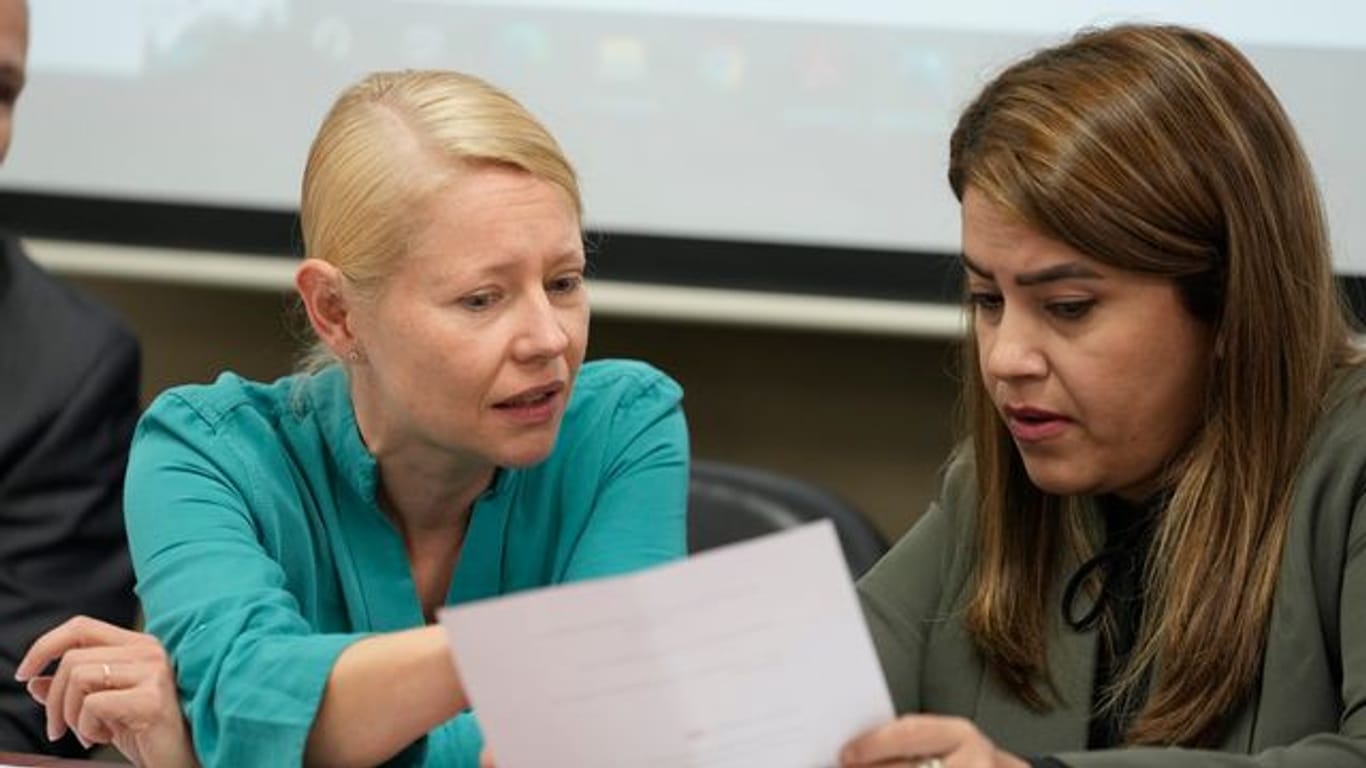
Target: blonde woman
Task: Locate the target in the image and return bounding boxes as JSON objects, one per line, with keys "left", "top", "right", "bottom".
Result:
{"left": 843, "top": 24, "right": 1366, "bottom": 768}
{"left": 22, "top": 69, "right": 688, "bottom": 767}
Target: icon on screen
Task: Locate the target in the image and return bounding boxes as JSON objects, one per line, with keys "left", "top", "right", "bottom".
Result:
{"left": 798, "top": 41, "right": 842, "bottom": 91}
{"left": 898, "top": 47, "right": 948, "bottom": 92}
{"left": 893, "top": 45, "right": 952, "bottom": 128}
{"left": 598, "top": 36, "right": 647, "bottom": 83}
{"left": 699, "top": 43, "right": 745, "bottom": 91}
{"left": 496, "top": 22, "right": 551, "bottom": 68}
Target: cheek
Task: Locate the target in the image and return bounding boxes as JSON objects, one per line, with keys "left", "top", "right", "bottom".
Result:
{"left": 1075, "top": 341, "right": 1204, "bottom": 456}
{"left": 972, "top": 326, "right": 993, "bottom": 379}
{"left": 1145, "top": 354, "right": 1209, "bottom": 448}
{"left": 565, "top": 307, "right": 590, "bottom": 356}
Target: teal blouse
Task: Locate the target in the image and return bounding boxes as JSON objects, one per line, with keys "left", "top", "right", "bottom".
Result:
{"left": 124, "top": 359, "right": 689, "bottom": 767}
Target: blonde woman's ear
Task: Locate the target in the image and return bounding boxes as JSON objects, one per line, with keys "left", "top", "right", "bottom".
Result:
{"left": 296, "top": 259, "right": 357, "bottom": 360}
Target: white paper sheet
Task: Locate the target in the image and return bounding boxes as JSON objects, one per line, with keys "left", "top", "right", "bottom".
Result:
{"left": 438, "top": 520, "right": 893, "bottom": 767}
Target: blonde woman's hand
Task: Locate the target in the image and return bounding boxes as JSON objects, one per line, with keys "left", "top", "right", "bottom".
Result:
{"left": 15, "top": 616, "right": 199, "bottom": 768}
{"left": 840, "top": 714, "right": 1030, "bottom": 768}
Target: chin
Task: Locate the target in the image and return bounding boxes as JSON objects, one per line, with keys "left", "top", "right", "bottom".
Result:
{"left": 1021, "top": 460, "right": 1100, "bottom": 498}
{"left": 496, "top": 442, "right": 557, "bottom": 468}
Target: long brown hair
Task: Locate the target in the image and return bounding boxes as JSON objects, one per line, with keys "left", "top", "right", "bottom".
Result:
{"left": 948, "top": 24, "right": 1358, "bottom": 745}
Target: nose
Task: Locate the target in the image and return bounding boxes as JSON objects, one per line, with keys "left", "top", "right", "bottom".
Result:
{"left": 511, "top": 290, "right": 571, "bottom": 363}
{"left": 980, "top": 308, "right": 1048, "bottom": 383}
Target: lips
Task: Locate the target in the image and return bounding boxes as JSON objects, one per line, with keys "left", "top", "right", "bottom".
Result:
{"left": 494, "top": 382, "right": 563, "bottom": 408}
{"left": 1002, "top": 404, "right": 1071, "bottom": 443}
{"left": 492, "top": 381, "right": 566, "bottom": 425}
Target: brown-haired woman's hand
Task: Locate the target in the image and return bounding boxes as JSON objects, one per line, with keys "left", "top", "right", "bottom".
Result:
{"left": 840, "top": 714, "right": 1029, "bottom": 768}
{"left": 14, "top": 616, "right": 199, "bottom": 768}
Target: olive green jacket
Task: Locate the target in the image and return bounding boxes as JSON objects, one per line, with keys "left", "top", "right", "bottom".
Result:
{"left": 858, "top": 367, "right": 1366, "bottom": 766}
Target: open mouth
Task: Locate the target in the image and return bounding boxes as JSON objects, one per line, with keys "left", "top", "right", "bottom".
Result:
{"left": 492, "top": 382, "right": 565, "bottom": 418}
{"left": 1003, "top": 405, "right": 1069, "bottom": 442}
{"left": 494, "top": 389, "right": 557, "bottom": 409}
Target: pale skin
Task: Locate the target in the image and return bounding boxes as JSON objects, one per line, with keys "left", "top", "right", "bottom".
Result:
{"left": 296, "top": 163, "right": 588, "bottom": 766}
{"left": 13, "top": 164, "right": 588, "bottom": 768}
{"left": 14, "top": 617, "right": 199, "bottom": 768}
{"left": 840, "top": 187, "right": 1212, "bottom": 765}
{"left": 841, "top": 715, "right": 1027, "bottom": 768}
{"left": 16, "top": 627, "right": 458, "bottom": 768}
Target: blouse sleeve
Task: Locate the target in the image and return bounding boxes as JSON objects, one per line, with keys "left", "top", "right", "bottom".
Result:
{"left": 124, "top": 393, "right": 366, "bottom": 768}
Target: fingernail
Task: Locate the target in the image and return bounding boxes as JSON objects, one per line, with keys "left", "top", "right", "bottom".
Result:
{"left": 13, "top": 670, "right": 27, "bottom": 682}
{"left": 25, "top": 680, "right": 46, "bottom": 705}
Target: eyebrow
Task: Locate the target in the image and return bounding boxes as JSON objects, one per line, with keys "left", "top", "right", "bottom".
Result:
{"left": 436, "top": 247, "right": 586, "bottom": 284}
{"left": 961, "top": 254, "right": 1104, "bottom": 286}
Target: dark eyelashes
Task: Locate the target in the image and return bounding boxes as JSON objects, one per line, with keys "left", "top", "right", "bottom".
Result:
{"left": 1045, "top": 299, "right": 1095, "bottom": 320}
{"left": 967, "top": 293, "right": 1096, "bottom": 321}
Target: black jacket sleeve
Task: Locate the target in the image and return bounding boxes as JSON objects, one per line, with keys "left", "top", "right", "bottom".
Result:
{"left": 0, "top": 240, "right": 141, "bottom": 755}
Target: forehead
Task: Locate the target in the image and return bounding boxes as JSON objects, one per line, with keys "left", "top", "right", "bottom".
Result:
{"left": 961, "top": 187, "right": 1091, "bottom": 272}
{"left": 402, "top": 165, "right": 581, "bottom": 271}
{"left": 432, "top": 164, "right": 571, "bottom": 218}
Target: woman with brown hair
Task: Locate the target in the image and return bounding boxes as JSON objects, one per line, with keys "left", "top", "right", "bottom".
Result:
{"left": 843, "top": 24, "right": 1366, "bottom": 768}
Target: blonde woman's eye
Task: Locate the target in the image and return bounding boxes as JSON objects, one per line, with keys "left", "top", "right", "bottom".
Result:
{"left": 548, "top": 274, "right": 583, "bottom": 295}
{"left": 459, "top": 291, "right": 499, "bottom": 312}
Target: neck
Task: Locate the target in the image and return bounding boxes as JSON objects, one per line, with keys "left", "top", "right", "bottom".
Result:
{"left": 376, "top": 458, "right": 489, "bottom": 624}
{"left": 376, "top": 454, "right": 494, "bottom": 534}
{"left": 350, "top": 380, "right": 495, "bottom": 532}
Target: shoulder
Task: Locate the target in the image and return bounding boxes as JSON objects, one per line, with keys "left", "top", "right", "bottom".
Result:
{"left": 937, "top": 442, "right": 981, "bottom": 519}
{"left": 0, "top": 240, "right": 138, "bottom": 409}
{"left": 564, "top": 359, "right": 683, "bottom": 424}
{"left": 1288, "top": 363, "right": 1366, "bottom": 541}
{"left": 128, "top": 372, "right": 325, "bottom": 527}
{"left": 860, "top": 442, "right": 979, "bottom": 591}
{"left": 0, "top": 239, "right": 138, "bottom": 437}
{"left": 1298, "top": 364, "right": 1366, "bottom": 484}
{"left": 0, "top": 238, "right": 136, "bottom": 352}
{"left": 1314, "top": 363, "right": 1366, "bottom": 443}
{"left": 536, "top": 360, "right": 687, "bottom": 474}
{"left": 907, "top": 441, "right": 982, "bottom": 549}
{"left": 570, "top": 358, "right": 682, "bottom": 401}
{"left": 138, "top": 371, "right": 306, "bottom": 447}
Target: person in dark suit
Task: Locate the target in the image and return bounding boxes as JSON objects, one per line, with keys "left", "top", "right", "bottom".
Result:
{"left": 0, "top": 0, "right": 141, "bottom": 755}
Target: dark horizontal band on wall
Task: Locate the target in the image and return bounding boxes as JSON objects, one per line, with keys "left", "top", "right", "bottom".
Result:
{"left": 2, "top": 189, "right": 1364, "bottom": 325}
{"left": 0, "top": 189, "right": 963, "bottom": 304}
